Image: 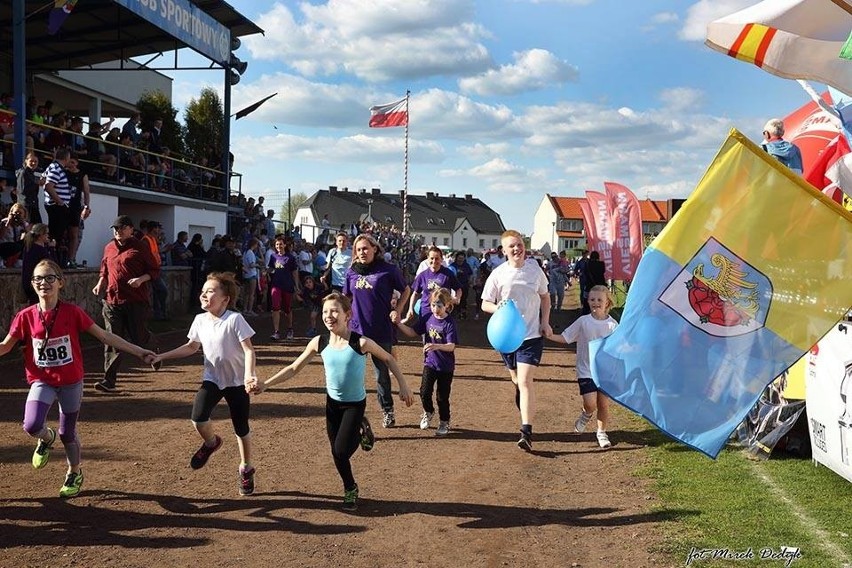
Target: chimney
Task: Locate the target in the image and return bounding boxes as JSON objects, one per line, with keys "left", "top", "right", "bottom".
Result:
{"left": 371, "top": 188, "right": 381, "bottom": 195}
{"left": 464, "top": 194, "right": 473, "bottom": 201}
{"left": 343, "top": 187, "right": 349, "bottom": 192}
{"left": 426, "top": 192, "right": 435, "bottom": 199}
{"left": 449, "top": 194, "right": 456, "bottom": 199}
{"left": 328, "top": 186, "right": 337, "bottom": 194}
{"left": 398, "top": 190, "right": 405, "bottom": 198}
{"left": 359, "top": 188, "right": 367, "bottom": 194}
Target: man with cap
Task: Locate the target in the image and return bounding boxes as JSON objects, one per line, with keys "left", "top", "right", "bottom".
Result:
{"left": 92, "top": 215, "right": 160, "bottom": 393}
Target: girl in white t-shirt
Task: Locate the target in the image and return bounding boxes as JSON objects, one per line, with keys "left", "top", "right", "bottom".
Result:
{"left": 546, "top": 285, "right": 618, "bottom": 448}
{"left": 152, "top": 271, "right": 259, "bottom": 494}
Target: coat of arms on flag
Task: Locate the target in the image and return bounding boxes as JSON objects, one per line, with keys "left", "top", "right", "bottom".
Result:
{"left": 659, "top": 237, "right": 771, "bottom": 338}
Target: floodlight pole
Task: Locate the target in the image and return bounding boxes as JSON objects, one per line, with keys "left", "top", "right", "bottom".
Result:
{"left": 12, "top": 0, "right": 26, "bottom": 169}
{"left": 222, "top": 59, "right": 232, "bottom": 206}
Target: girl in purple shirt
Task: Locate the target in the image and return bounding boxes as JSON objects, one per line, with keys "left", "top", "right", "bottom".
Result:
{"left": 397, "top": 288, "right": 458, "bottom": 436}
{"left": 267, "top": 238, "right": 300, "bottom": 340}
{"left": 407, "top": 247, "right": 461, "bottom": 321}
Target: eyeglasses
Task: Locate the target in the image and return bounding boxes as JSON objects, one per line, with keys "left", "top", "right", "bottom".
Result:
{"left": 32, "top": 275, "right": 60, "bottom": 284}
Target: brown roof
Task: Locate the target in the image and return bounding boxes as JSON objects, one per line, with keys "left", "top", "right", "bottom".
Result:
{"left": 550, "top": 195, "right": 669, "bottom": 223}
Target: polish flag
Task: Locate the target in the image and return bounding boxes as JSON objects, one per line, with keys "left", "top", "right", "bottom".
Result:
{"left": 369, "top": 98, "right": 408, "bottom": 128}
{"left": 804, "top": 133, "right": 852, "bottom": 205}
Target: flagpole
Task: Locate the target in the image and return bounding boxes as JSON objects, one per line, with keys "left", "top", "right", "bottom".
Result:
{"left": 403, "top": 90, "right": 410, "bottom": 236}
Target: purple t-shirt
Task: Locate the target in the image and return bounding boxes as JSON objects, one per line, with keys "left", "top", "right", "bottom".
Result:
{"left": 268, "top": 252, "right": 298, "bottom": 292}
{"left": 412, "top": 266, "right": 460, "bottom": 317}
{"left": 343, "top": 259, "right": 407, "bottom": 344}
{"left": 412, "top": 313, "right": 458, "bottom": 373}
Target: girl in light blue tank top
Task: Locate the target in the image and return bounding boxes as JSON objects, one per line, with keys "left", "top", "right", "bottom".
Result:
{"left": 252, "top": 292, "right": 413, "bottom": 511}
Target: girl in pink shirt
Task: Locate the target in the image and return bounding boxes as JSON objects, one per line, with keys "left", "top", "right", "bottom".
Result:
{"left": 0, "top": 259, "right": 155, "bottom": 498}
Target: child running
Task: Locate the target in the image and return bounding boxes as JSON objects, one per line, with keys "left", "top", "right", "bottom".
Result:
{"left": 297, "top": 275, "right": 327, "bottom": 337}
{"left": 151, "top": 272, "right": 260, "bottom": 494}
{"left": 397, "top": 287, "right": 458, "bottom": 436}
{"left": 267, "top": 237, "right": 300, "bottom": 340}
{"left": 0, "top": 259, "right": 155, "bottom": 498}
{"left": 545, "top": 285, "right": 618, "bottom": 448}
{"left": 250, "top": 292, "right": 413, "bottom": 511}
{"left": 481, "top": 230, "right": 551, "bottom": 452}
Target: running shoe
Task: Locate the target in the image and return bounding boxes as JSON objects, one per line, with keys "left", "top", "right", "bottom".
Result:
{"left": 342, "top": 484, "right": 359, "bottom": 511}
{"left": 596, "top": 431, "right": 612, "bottom": 449}
{"left": 32, "top": 427, "right": 56, "bottom": 469}
{"left": 419, "top": 411, "right": 434, "bottom": 430}
{"left": 360, "top": 416, "right": 375, "bottom": 452}
{"left": 436, "top": 421, "right": 450, "bottom": 436}
{"left": 382, "top": 411, "right": 395, "bottom": 428}
{"left": 94, "top": 381, "right": 118, "bottom": 393}
{"left": 286, "top": 329, "right": 294, "bottom": 340}
{"left": 190, "top": 435, "right": 222, "bottom": 469}
{"left": 574, "top": 410, "right": 593, "bottom": 433}
{"left": 517, "top": 432, "right": 532, "bottom": 452}
{"left": 271, "top": 331, "right": 281, "bottom": 341}
{"left": 239, "top": 465, "right": 256, "bottom": 495}
{"left": 59, "top": 470, "right": 84, "bottom": 498}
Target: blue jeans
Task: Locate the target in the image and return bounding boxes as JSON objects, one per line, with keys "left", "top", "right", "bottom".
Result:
{"left": 372, "top": 341, "right": 394, "bottom": 412}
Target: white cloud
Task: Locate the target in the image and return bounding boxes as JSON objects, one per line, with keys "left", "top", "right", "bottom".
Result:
{"left": 232, "top": 79, "right": 521, "bottom": 140}
{"left": 456, "top": 142, "right": 512, "bottom": 159}
{"left": 679, "top": 0, "right": 756, "bottom": 41}
{"left": 233, "top": 132, "right": 444, "bottom": 165}
{"left": 651, "top": 12, "right": 679, "bottom": 24}
{"left": 658, "top": 87, "right": 705, "bottom": 112}
{"left": 459, "top": 49, "right": 579, "bottom": 96}
{"left": 517, "top": 100, "right": 730, "bottom": 150}
{"left": 244, "top": 0, "right": 493, "bottom": 82}
{"left": 440, "top": 158, "right": 550, "bottom": 193}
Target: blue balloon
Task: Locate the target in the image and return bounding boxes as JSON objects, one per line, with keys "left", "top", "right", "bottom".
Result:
{"left": 487, "top": 300, "right": 525, "bottom": 353}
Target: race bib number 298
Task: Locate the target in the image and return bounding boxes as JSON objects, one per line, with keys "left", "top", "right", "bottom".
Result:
{"left": 32, "top": 335, "right": 73, "bottom": 368}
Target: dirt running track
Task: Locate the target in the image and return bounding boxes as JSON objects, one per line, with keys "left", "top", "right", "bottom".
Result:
{"left": 0, "top": 307, "right": 682, "bottom": 568}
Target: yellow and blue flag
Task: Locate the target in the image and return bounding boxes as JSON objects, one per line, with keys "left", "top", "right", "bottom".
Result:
{"left": 590, "top": 129, "right": 852, "bottom": 458}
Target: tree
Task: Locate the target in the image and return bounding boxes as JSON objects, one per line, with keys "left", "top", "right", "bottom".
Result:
{"left": 136, "top": 90, "right": 185, "bottom": 157}
{"left": 279, "top": 191, "right": 309, "bottom": 227}
{"left": 183, "top": 87, "right": 224, "bottom": 162}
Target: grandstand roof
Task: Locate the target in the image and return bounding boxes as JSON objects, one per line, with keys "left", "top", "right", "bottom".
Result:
{"left": 1, "top": 1, "right": 263, "bottom": 72}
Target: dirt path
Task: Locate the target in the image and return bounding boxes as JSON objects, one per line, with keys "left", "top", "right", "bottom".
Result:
{"left": 0, "top": 303, "right": 678, "bottom": 568}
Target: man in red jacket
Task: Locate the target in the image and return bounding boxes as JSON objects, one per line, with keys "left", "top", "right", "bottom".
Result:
{"left": 92, "top": 215, "right": 159, "bottom": 392}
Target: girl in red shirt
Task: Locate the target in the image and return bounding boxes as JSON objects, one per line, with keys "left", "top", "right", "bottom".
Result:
{"left": 0, "top": 259, "right": 155, "bottom": 498}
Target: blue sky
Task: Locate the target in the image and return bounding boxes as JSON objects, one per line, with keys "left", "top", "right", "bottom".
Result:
{"left": 165, "top": 0, "right": 813, "bottom": 234}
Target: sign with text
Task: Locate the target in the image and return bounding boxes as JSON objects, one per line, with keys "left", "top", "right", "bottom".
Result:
{"left": 114, "top": 0, "right": 230, "bottom": 66}
{"left": 805, "top": 321, "right": 852, "bottom": 483}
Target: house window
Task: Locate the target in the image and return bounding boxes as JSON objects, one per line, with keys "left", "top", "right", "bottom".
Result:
{"left": 492, "top": 239, "right": 498, "bottom": 247}
{"left": 568, "top": 239, "right": 578, "bottom": 249}
{"left": 443, "top": 237, "right": 449, "bottom": 246}
{"left": 479, "top": 239, "right": 484, "bottom": 248}
{"left": 462, "top": 238, "right": 467, "bottom": 247}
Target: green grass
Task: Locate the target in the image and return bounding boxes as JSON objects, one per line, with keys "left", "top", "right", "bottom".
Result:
{"left": 619, "top": 411, "right": 852, "bottom": 567}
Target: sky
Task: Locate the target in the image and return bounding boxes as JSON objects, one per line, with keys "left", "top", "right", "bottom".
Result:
{"left": 160, "top": 0, "right": 816, "bottom": 234}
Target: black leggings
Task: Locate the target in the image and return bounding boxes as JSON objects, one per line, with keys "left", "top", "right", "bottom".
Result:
{"left": 420, "top": 367, "right": 453, "bottom": 422}
{"left": 191, "top": 381, "right": 251, "bottom": 438}
{"left": 325, "top": 395, "right": 366, "bottom": 491}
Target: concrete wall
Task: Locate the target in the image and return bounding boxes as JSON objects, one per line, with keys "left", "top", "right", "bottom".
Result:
{"left": 0, "top": 267, "right": 192, "bottom": 336}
